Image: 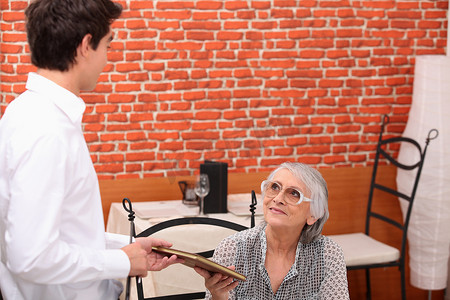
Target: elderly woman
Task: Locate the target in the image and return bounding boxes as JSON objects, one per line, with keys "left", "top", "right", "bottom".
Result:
{"left": 195, "top": 162, "right": 349, "bottom": 299}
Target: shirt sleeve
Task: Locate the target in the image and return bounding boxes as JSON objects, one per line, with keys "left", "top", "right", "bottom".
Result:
{"left": 318, "top": 238, "right": 350, "bottom": 299}
{"left": 105, "top": 232, "right": 131, "bottom": 249}
{"left": 4, "top": 132, "right": 130, "bottom": 284}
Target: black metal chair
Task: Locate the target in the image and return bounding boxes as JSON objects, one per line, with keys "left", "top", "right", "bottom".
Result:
{"left": 126, "top": 191, "right": 258, "bottom": 300}
{"left": 329, "top": 115, "right": 438, "bottom": 300}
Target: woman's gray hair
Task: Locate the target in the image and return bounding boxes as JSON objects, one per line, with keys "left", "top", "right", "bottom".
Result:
{"left": 262, "top": 162, "right": 329, "bottom": 244}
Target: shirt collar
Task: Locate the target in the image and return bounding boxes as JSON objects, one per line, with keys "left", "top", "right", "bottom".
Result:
{"left": 26, "top": 72, "right": 86, "bottom": 125}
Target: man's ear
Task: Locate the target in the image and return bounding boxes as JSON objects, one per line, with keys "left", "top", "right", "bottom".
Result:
{"left": 306, "top": 216, "right": 318, "bottom": 226}
{"left": 78, "top": 34, "right": 93, "bottom": 58}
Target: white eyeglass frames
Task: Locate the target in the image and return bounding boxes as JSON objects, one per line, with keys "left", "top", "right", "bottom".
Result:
{"left": 261, "top": 180, "right": 313, "bottom": 205}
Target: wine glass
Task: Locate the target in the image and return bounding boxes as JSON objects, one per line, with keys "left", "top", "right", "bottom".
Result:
{"left": 195, "top": 174, "right": 210, "bottom": 215}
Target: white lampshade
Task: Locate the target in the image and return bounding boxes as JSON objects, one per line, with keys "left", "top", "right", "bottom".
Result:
{"left": 397, "top": 55, "right": 450, "bottom": 290}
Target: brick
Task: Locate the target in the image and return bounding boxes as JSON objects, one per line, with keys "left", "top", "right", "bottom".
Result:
{"left": 288, "top": 29, "right": 310, "bottom": 39}
{"left": 301, "top": 126, "right": 325, "bottom": 134}
{"left": 299, "top": 39, "right": 334, "bottom": 49}
{"left": 159, "top": 141, "right": 184, "bottom": 151}
{"left": 216, "top": 140, "right": 242, "bottom": 149}
{"left": 89, "top": 144, "right": 115, "bottom": 153}
{"left": 391, "top": 20, "right": 416, "bottom": 29}
{"left": 217, "top": 31, "right": 244, "bottom": 40}
{"left": 205, "top": 151, "right": 227, "bottom": 160}
{"left": 319, "top": 79, "right": 344, "bottom": 88}
{"left": 243, "top": 139, "right": 261, "bottom": 149}
{"left": 126, "top": 40, "right": 156, "bottom": 50}
{"left": 196, "top": 1, "right": 223, "bottom": 9}
{"left": 302, "top": 19, "right": 326, "bottom": 28}
{"left": 260, "top": 158, "right": 290, "bottom": 167}
{"left": 100, "top": 133, "right": 125, "bottom": 142}
{"left": 194, "top": 111, "right": 221, "bottom": 120}
{"left": 324, "top": 155, "right": 346, "bottom": 164}
{"left": 148, "top": 21, "right": 179, "bottom": 30}
{"left": 146, "top": 83, "right": 172, "bottom": 92}
{"left": 154, "top": 121, "right": 191, "bottom": 131}
{"left": 154, "top": 10, "right": 192, "bottom": 20}
{"left": 237, "top": 50, "right": 259, "bottom": 59}
{"left": 326, "top": 69, "right": 348, "bottom": 77}
{"left": 274, "top": 147, "right": 294, "bottom": 156}
{"left": 291, "top": 79, "right": 316, "bottom": 88}
{"left": 130, "top": 141, "right": 157, "bottom": 150}
{"left": 418, "top": 20, "right": 442, "bottom": 29}
{"left": 126, "top": 131, "right": 147, "bottom": 141}
{"left": 367, "top": 20, "right": 389, "bottom": 29}
{"left": 183, "top": 91, "right": 205, "bottom": 100}
{"left": 223, "top": 110, "right": 247, "bottom": 120}
{"left": 182, "top": 131, "right": 220, "bottom": 139}
{"left": 221, "top": 130, "right": 245, "bottom": 139}
{"left": 224, "top": 1, "right": 249, "bottom": 10}
{"left": 269, "top": 117, "right": 291, "bottom": 126}
{"left": 272, "top": 9, "right": 294, "bottom": 18}
{"left": 115, "top": 83, "right": 141, "bottom": 92}
{"left": 239, "top": 149, "right": 261, "bottom": 157}
{"left": 186, "top": 141, "right": 213, "bottom": 150}
{"left": 85, "top": 123, "right": 105, "bottom": 132}
{"left": 94, "top": 164, "right": 124, "bottom": 174}
{"left": 280, "top": 20, "right": 302, "bottom": 28}
{"left": 236, "top": 10, "right": 256, "bottom": 20}
{"left": 99, "top": 154, "right": 124, "bottom": 163}
{"left": 187, "top": 31, "right": 215, "bottom": 40}
{"left": 2, "top": 11, "right": 24, "bottom": 21}
{"left": 233, "top": 89, "right": 260, "bottom": 98}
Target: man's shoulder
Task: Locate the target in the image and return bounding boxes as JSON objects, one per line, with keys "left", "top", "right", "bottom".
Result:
{"left": 1, "top": 91, "right": 70, "bottom": 147}
{"left": 4, "top": 89, "right": 52, "bottom": 118}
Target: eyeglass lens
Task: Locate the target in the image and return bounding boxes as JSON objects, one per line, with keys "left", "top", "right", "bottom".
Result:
{"left": 264, "top": 181, "right": 305, "bottom": 204}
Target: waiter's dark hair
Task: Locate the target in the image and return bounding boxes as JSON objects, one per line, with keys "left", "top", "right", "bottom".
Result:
{"left": 25, "top": 0, "right": 122, "bottom": 71}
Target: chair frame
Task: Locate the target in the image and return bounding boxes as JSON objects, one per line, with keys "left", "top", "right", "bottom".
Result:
{"left": 348, "top": 115, "right": 438, "bottom": 300}
{"left": 135, "top": 217, "right": 250, "bottom": 300}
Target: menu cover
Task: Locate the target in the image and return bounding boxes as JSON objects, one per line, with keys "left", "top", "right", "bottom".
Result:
{"left": 152, "top": 246, "right": 246, "bottom": 281}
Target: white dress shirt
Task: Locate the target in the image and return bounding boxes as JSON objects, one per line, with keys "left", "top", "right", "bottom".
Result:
{"left": 0, "top": 73, "right": 130, "bottom": 299}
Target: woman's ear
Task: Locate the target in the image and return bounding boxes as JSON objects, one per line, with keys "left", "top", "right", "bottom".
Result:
{"left": 306, "top": 216, "right": 318, "bottom": 226}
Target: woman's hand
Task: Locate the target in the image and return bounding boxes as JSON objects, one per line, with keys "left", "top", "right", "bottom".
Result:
{"left": 194, "top": 266, "right": 239, "bottom": 300}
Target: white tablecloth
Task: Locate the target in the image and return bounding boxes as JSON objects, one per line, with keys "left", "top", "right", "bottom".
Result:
{"left": 106, "top": 200, "right": 264, "bottom": 299}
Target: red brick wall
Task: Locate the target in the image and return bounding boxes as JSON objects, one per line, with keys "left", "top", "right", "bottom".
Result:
{"left": 0, "top": 0, "right": 447, "bottom": 179}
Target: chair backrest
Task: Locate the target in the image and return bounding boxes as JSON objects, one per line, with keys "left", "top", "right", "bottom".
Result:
{"left": 135, "top": 217, "right": 250, "bottom": 300}
{"left": 365, "top": 115, "right": 438, "bottom": 261}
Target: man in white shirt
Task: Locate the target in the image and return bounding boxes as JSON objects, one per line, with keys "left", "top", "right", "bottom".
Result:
{"left": 0, "top": 0, "right": 180, "bottom": 299}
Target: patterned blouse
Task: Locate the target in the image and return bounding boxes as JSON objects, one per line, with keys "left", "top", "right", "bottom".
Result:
{"left": 206, "top": 222, "right": 349, "bottom": 300}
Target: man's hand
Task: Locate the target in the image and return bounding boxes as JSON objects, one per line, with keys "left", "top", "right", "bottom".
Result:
{"left": 122, "top": 237, "right": 184, "bottom": 276}
{"left": 136, "top": 237, "right": 184, "bottom": 271}
{"left": 121, "top": 242, "right": 149, "bottom": 277}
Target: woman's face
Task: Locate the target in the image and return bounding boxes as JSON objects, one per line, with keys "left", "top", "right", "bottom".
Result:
{"left": 263, "top": 168, "right": 316, "bottom": 233}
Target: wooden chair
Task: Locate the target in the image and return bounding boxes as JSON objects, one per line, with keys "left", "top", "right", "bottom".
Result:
{"left": 329, "top": 115, "right": 438, "bottom": 300}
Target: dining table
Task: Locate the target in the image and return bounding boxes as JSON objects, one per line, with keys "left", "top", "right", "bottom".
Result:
{"left": 106, "top": 194, "right": 264, "bottom": 299}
